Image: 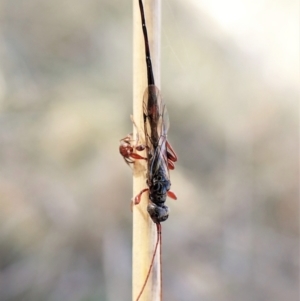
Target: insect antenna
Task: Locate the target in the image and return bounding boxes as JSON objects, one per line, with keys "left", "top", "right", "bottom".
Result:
{"left": 135, "top": 223, "right": 162, "bottom": 301}
{"left": 138, "top": 0, "right": 155, "bottom": 86}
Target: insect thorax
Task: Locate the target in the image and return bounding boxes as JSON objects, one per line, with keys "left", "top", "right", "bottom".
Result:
{"left": 148, "top": 172, "right": 171, "bottom": 205}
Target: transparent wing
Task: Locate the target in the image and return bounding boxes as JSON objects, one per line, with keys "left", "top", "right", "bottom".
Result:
{"left": 143, "top": 85, "right": 169, "bottom": 146}
{"left": 143, "top": 85, "right": 170, "bottom": 180}
{"left": 148, "top": 136, "right": 169, "bottom": 180}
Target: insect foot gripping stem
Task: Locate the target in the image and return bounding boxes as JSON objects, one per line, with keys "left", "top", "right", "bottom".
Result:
{"left": 147, "top": 202, "right": 169, "bottom": 223}
{"left": 119, "top": 134, "right": 147, "bottom": 166}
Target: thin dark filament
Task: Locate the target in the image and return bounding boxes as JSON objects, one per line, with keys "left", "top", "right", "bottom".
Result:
{"left": 138, "top": 0, "right": 155, "bottom": 86}
{"left": 158, "top": 223, "right": 162, "bottom": 301}
{"left": 135, "top": 223, "right": 161, "bottom": 301}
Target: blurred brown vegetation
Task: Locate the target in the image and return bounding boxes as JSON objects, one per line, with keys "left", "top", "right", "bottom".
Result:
{"left": 0, "top": 0, "right": 298, "bottom": 301}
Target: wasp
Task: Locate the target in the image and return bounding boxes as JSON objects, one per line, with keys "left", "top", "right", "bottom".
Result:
{"left": 133, "top": 85, "right": 177, "bottom": 223}
{"left": 119, "top": 1, "right": 178, "bottom": 300}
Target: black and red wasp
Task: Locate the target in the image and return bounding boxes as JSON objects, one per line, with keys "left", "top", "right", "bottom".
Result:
{"left": 119, "top": 0, "right": 178, "bottom": 219}
{"left": 133, "top": 85, "right": 177, "bottom": 222}
{"left": 119, "top": 0, "right": 178, "bottom": 300}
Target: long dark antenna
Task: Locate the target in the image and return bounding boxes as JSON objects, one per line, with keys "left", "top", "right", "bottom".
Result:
{"left": 139, "top": 0, "right": 155, "bottom": 86}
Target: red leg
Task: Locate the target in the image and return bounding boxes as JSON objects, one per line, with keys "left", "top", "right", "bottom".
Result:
{"left": 167, "top": 160, "right": 175, "bottom": 170}
{"left": 167, "top": 190, "right": 177, "bottom": 200}
{"left": 166, "top": 140, "right": 177, "bottom": 162}
{"left": 130, "top": 153, "right": 147, "bottom": 160}
{"left": 134, "top": 188, "right": 149, "bottom": 205}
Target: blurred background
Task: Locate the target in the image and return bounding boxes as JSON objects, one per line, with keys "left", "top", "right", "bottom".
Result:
{"left": 0, "top": 0, "right": 298, "bottom": 300}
